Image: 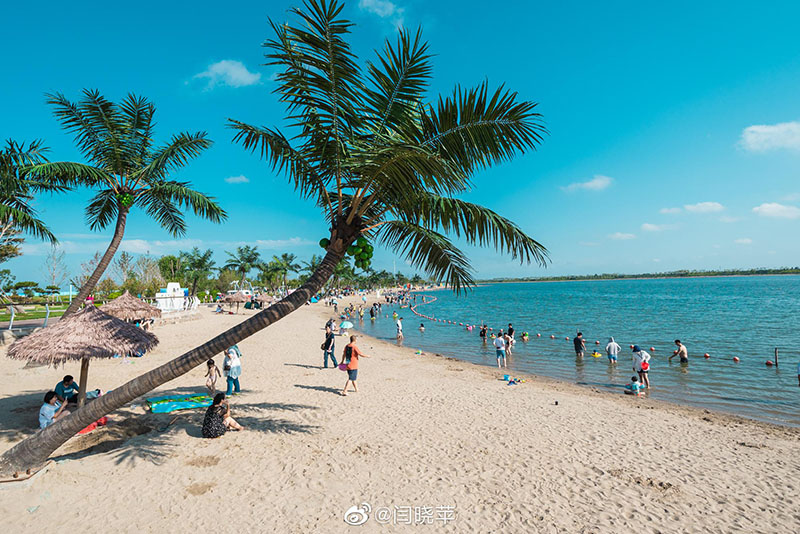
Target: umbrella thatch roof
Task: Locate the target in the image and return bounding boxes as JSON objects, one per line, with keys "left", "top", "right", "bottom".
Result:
{"left": 100, "top": 290, "right": 162, "bottom": 321}
{"left": 223, "top": 292, "right": 250, "bottom": 303}
{"left": 256, "top": 293, "right": 274, "bottom": 303}
{"left": 7, "top": 305, "right": 158, "bottom": 366}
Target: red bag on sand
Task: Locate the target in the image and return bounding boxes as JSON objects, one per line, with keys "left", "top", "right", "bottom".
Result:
{"left": 78, "top": 422, "right": 98, "bottom": 434}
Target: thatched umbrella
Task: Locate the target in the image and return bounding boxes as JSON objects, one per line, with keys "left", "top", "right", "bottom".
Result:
{"left": 100, "top": 290, "right": 162, "bottom": 322}
{"left": 256, "top": 293, "right": 274, "bottom": 308}
{"left": 7, "top": 306, "right": 158, "bottom": 407}
{"left": 223, "top": 291, "right": 249, "bottom": 313}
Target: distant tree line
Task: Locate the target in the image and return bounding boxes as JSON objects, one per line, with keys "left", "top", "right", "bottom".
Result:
{"left": 481, "top": 267, "right": 800, "bottom": 283}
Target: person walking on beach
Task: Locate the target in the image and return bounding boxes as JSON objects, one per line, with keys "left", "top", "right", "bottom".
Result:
{"left": 322, "top": 325, "right": 337, "bottom": 368}
{"left": 632, "top": 345, "right": 651, "bottom": 388}
{"left": 574, "top": 332, "right": 586, "bottom": 357}
{"left": 341, "top": 335, "right": 370, "bottom": 396}
{"left": 396, "top": 316, "right": 404, "bottom": 342}
{"left": 605, "top": 337, "right": 621, "bottom": 363}
{"left": 223, "top": 346, "right": 242, "bottom": 395}
{"left": 205, "top": 359, "right": 222, "bottom": 395}
{"left": 494, "top": 330, "right": 507, "bottom": 368}
{"left": 669, "top": 340, "right": 688, "bottom": 364}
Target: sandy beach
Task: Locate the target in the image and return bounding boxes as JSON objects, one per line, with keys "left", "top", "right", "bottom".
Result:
{"left": 1, "top": 298, "right": 798, "bottom": 533}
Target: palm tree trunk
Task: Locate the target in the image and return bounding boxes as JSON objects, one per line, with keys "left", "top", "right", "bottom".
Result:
{"left": 63, "top": 207, "right": 129, "bottom": 317}
{"left": 0, "top": 243, "right": 348, "bottom": 476}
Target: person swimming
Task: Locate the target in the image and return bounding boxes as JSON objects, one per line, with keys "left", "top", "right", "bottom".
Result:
{"left": 419, "top": 322, "right": 425, "bottom": 332}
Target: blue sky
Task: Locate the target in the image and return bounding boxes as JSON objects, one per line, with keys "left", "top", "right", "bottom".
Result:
{"left": 3, "top": 0, "right": 800, "bottom": 285}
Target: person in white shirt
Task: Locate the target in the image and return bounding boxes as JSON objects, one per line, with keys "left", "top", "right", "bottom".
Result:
{"left": 605, "top": 337, "right": 621, "bottom": 363}
{"left": 396, "top": 317, "right": 403, "bottom": 341}
{"left": 632, "top": 345, "right": 651, "bottom": 389}
{"left": 494, "top": 330, "right": 507, "bottom": 368}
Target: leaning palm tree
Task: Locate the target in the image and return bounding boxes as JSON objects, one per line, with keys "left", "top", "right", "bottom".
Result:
{"left": 0, "top": 139, "right": 61, "bottom": 244}
{"left": 223, "top": 245, "right": 261, "bottom": 284}
{"left": 0, "top": 0, "right": 547, "bottom": 476}
{"left": 27, "top": 90, "right": 226, "bottom": 317}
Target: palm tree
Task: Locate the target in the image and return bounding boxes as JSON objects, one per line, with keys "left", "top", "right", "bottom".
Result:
{"left": 0, "top": 139, "right": 62, "bottom": 244}
{"left": 28, "top": 90, "right": 226, "bottom": 317}
{"left": 180, "top": 247, "right": 216, "bottom": 296}
{"left": 223, "top": 245, "right": 261, "bottom": 285}
{"left": 273, "top": 252, "right": 301, "bottom": 289}
{"left": 256, "top": 259, "right": 283, "bottom": 292}
{"left": 302, "top": 254, "right": 323, "bottom": 276}
{"left": 0, "top": 0, "right": 547, "bottom": 476}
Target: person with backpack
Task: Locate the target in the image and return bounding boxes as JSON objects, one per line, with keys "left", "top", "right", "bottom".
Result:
{"left": 341, "top": 335, "right": 370, "bottom": 396}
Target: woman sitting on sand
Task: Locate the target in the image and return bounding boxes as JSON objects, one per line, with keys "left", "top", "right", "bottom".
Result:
{"left": 201, "top": 393, "right": 244, "bottom": 438}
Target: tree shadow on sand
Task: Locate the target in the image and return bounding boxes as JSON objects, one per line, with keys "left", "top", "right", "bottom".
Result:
{"left": 42, "top": 386, "right": 319, "bottom": 467}
{"left": 293, "top": 384, "right": 342, "bottom": 396}
{"left": 0, "top": 390, "right": 54, "bottom": 442}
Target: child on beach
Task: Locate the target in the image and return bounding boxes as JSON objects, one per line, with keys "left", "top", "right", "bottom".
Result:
{"left": 624, "top": 376, "right": 644, "bottom": 395}
{"left": 205, "top": 359, "right": 221, "bottom": 395}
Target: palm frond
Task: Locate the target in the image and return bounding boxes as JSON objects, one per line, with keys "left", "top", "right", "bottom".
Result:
{"left": 135, "top": 132, "right": 212, "bottom": 182}
{"left": 419, "top": 82, "right": 547, "bottom": 174}
{"left": 119, "top": 94, "right": 155, "bottom": 169}
{"left": 392, "top": 194, "right": 549, "bottom": 266}
{"left": 25, "top": 161, "right": 114, "bottom": 190}
{"left": 85, "top": 189, "right": 119, "bottom": 231}
{"left": 0, "top": 205, "right": 57, "bottom": 243}
{"left": 228, "top": 120, "right": 331, "bottom": 210}
{"left": 377, "top": 220, "right": 474, "bottom": 293}
{"left": 138, "top": 180, "right": 226, "bottom": 229}
{"left": 135, "top": 188, "right": 187, "bottom": 236}
{"left": 363, "top": 27, "right": 432, "bottom": 138}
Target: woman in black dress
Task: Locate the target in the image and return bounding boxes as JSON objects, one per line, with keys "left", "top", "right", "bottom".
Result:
{"left": 202, "top": 393, "right": 244, "bottom": 438}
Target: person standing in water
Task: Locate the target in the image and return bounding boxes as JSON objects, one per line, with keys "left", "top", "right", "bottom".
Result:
{"left": 494, "top": 330, "right": 507, "bottom": 368}
{"left": 573, "top": 332, "right": 586, "bottom": 357}
{"left": 605, "top": 337, "right": 621, "bottom": 363}
{"left": 632, "top": 345, "right": 651, "bottom": 389}
{"left": 480, "top": 325, "right": 487, "bottom": 343}
{"left": 396, "top": 316, "right": 404, "bottom": 341}
{"left": 669, "top": 339, "right": 688, "bottom": 364}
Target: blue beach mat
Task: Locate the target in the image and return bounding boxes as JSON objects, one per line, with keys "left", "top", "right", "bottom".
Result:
{"left": 145, "top": 394, "right": 213, "bottom": 413}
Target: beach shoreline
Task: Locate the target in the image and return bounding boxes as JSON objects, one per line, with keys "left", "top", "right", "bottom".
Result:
{"left": 1, "top": 299, "right": 798, "bottom": 533}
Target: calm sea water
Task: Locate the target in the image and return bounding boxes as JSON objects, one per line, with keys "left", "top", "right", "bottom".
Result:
{"left": 356, "top": 276, "right": 800, "bottom": 426}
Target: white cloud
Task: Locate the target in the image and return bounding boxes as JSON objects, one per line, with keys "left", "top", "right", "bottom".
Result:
{"left": 224, "top": 175, "right": 250, "bottom": 184}
{"left": 659, "top": 207, "right": 681, "bottom": 214}
{"left": 752, "top": 202, "right": 800, "bottom": 219}
{"left": 194, "top": 60, "right": 261, "bottom": 89}
{"left": 641, "top": 223, "right": 672, "bottom": 232}
{"left": 740, "top": 121, "right": 800, "bottom": 152}
{"left": 684, "top": 201, "right": 724, "bottom": 213}
{"left": 734, "top": 238, "right": 752, "bottom": 245}
{"left": 608, "top": 232, "right": 635, "bottom": 240}
{"left": 562, "top": 175, "right": 613, "bottom": 193}
{"left": 359, "top": 0, "right": 405, "bottom": 26}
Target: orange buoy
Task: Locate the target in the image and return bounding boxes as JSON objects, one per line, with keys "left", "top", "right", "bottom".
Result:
{"left": 650, "top": 347, "right": 655, "bottom": 352}
{"left": 537, "top": 333, "right": 541, "bottom": 337}
{"left": 733, "top": 356, "right": 740, "bottom": 362}
{"left": 704, "top": 353, "right": 710, "bottom": 359}
{"left": 595, "top": 340, "right": 600, "bottom": 344}
{"left": 766, "top": 360, "right": 774, "bottom": 366}
{"left": 630, "top": 344, "right": 634, "bottom": 349}
{"left": 565, "top": 337, "right": 570, "bottom": 341}
{"left": 550, "top": 335, "right": 555, "bottom": 339}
